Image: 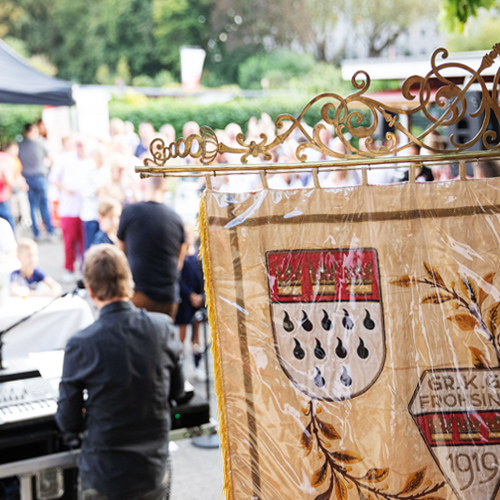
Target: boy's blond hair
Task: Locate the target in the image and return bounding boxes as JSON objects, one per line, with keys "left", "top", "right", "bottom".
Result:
{"left": 98, "top": 198, "right": 121, "bottom": 218}
{"left": 84, "top": 244, "right": 134, "bottom": 301}
{"left": 17, "top": 237, "right": 37, "bottom": 255}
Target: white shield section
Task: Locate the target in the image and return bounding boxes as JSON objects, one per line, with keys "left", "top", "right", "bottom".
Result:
{"left": 270, "top": 301, "right": 385, "bottom": 401}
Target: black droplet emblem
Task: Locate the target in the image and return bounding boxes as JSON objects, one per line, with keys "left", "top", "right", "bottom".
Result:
{"left": 363, "top": 309, "right": 375, "bottom": 330}
{"left": 314, "top": 367, "right": 325, "bottom": 388}
{"left": 340, "top": 366, "right": 352, "bottom": 387}
{"left": 342, "top": 309, "right": 354, "bottom": 330}
{"left": 283, "top": 311, "right": 294, "bottom": 332}
{"left": 335, "top": 338, "right": 347, "bottom": 359}
{"left": 293, "top": 339, "right": 305, "bottom": 360}
{"left": 314, "top": 339, "right": 326, "bottom": 360}
{"left": 321, "top": 310, "right": 332, "bottom": 331}
{"left": 357, "top": 338, "right": 369, "bottom": 359}
{"left": 301, "top": 311, "right": 313, "bottom": 332}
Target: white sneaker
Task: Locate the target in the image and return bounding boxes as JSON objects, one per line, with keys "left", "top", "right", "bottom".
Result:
{"left": 62, "top": 271, "right": 75, "bottom": 284}
{"left": 193, "top": 367, "right": 208, "bottom": 382}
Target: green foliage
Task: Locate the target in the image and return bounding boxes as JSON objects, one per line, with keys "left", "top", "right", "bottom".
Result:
{"left": 131, "top": 75, "right": 156, "bottom": 87}
{"left": 3, "top": 36, "right": 29, "bottom": 57}
{"left": 131, "top": 70, "right": 176, "bottom": 87}
{"left": 349, "top": 0, "right": 440, "bottom": 57}
{"left": 153, "top": 0, "right": 214, "bottom": 75}
{"left": 99, "top": 0, "right": 158, "bottom": 77}
{"left": 0, "top": 93, "right": 374, "bottom": 146}
{"left": 96, "top": 65, "right": 112, "bottom": 85}
{"left": 48, "top": 0, "right": 108, "bottom": 83}
{"left": 3, "top": 36, "right": 57, "bottom": 76}
{"left": 6, "top": 0, "right": 483, "bottom": 92}
{"left": 369, "top": 79, "right": 401, "bottom": 92}
{"left": 0, "top": 105, "right": 42, "bottom": 143}
{"left": 440, "top": 0, "right": 496, "bottom": 31}
{"left": 116, "top": 57, "right": 131, "bottom": 85}
{"left": 0, "top": 2, "right": 23, "bottom": 39}
{"left": 204, "top": 46, "right": 257, "bottom": 87}
{"left": 110, "top": 96, "right": 310, "bottom": 135}
{"left": 444, "top": 9, "right": 500, "bottom": 48}
{"left": 108, "top": 95, "right": 372, "bottom": 137}
{"left": 9, "top": 0, "right": 161, "bottom": 83}
{"left": 238, "top": 51, "right": 316, "bottom": 90}
{"left": 154, "top": 70, "right": 176, "bottom": 87}
{"left": 289, "top": 62, "right": 350, "bottom": 95}
{"left": 238, "top": 56, "right": 400, "bottom": 96}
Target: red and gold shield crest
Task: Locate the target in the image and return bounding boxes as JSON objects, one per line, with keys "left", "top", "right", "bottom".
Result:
{"left": 267, "top": 248, "right": 385, "bottom": 401}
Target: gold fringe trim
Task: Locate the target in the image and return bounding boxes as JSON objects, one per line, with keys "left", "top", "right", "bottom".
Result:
{"left": 198, "top": 194, "right": 233, "bottom": 500}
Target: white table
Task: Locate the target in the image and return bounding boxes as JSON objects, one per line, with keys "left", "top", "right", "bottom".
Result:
{"left": 0, "top": 295, "right": 94, "bottom": 360}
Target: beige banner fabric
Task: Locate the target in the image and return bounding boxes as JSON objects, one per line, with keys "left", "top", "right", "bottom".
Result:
{"left": 200, "top": 178, "right": 500, "bottom": 500}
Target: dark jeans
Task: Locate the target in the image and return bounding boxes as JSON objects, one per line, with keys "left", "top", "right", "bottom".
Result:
{"left": 24, "top": 174, "right": 54, "bottom": 238}
{"left": 83, "top": 220, "right": 99, "bottom": 251}
{"left": 0, "top": 200, "right": 14, "bottom": 229}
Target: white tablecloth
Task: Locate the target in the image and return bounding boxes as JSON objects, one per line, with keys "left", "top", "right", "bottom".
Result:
{"left": 0, "top": 295, "right": 95, "bottom": 360}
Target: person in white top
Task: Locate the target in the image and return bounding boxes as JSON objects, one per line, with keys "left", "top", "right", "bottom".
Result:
{"left": 80, "top": 144, "right": 111, "bottom": 251}
{"left": 0, "top": 217, "right": 16, "bottom": 263}
{"left": 50, "top": 135, "right": 94, "bottom": 282}
{"left": 267, "top": 172, "right": 304, "bottom": 190}
{"left": 0, "top": 218, "right": 18, "bottom": 305}
{"left": 321, "top": 138, "right": 360, "bottom": 188}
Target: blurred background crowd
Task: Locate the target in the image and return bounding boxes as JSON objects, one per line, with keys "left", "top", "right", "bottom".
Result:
{"left": 2, "top": 115, "right": 499, "bottom": 273}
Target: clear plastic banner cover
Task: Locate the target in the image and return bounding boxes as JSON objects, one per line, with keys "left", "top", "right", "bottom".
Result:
{"left": 200, "top": 179, "right": 500, "bottom": 500}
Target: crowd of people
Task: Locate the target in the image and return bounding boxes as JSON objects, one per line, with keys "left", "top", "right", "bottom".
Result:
{"left": 1, "top": 115, "right": 499, "bottom": 357}
{"left": 0, "top": 117, "right": 209, "bottom": 373}
{"left": 2, "top": 116, "right": 499, "bottom": 249}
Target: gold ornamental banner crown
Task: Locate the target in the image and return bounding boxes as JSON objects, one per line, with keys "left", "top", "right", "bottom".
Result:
{"left": 137, "top": 44, "right": 500, "bottom": 180}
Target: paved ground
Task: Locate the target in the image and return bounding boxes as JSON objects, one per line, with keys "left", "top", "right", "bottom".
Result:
{"left": 23, "top": 226, "right": 225, "bottom": 500}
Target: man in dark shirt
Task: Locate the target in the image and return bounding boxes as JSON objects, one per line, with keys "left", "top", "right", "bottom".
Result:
{"left": 17, "top": 122, "right": 55, "bottom": 239}
{"left": 117, "top": 177, "right": 186, "bottom": 319}
{"left": 56, "top": 244, "right": 184, "bottom": 500}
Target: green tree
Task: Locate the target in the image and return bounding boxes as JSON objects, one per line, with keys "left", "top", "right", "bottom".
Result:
{"left": 440, "top": 0, "right": 496, "bottom": 31}
{"left": 10, "top": 0, "right": 107, "bottom": 83}
{"left": 99, "top": 0, "right": 160, "bottom": 77}
{"left": 305, "top": 0, "right": 342, "bottom": 63}
{"left": 445, "top": 8, "right": 500, "bottom": 50}
{"left": 205, "top": 0, "right": 314, "bottom": 85}
{"left": 153, "top": 0, "right": 214, "bottom": 75}
{"left": 8, "top": 0, "right": 162, "bottom": 83}
{"left": 210, "top": 0, "right": 311, "bottom": 54}
{"left": 0, "top": 1, "right": 23, "bottom": 39}
{"left": 238, "top": 50, "right": 316, "bottom": 89}
{"left": 348, "top": 0, "right": 440, "bottom": 58}
{"left": 9, "top": 0, "right": 56, "bottom": 57}
{"left": 50, "top": 0, "right": 106, "bottom": 82}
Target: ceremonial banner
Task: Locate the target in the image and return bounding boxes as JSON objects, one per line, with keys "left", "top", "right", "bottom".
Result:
{"left": 199, "top": 178, "right": 500, "bottom": 500}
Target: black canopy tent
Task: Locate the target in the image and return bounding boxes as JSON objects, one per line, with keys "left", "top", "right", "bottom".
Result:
{"left": 0, "top": 38, "right": 74, "bottom": 106}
